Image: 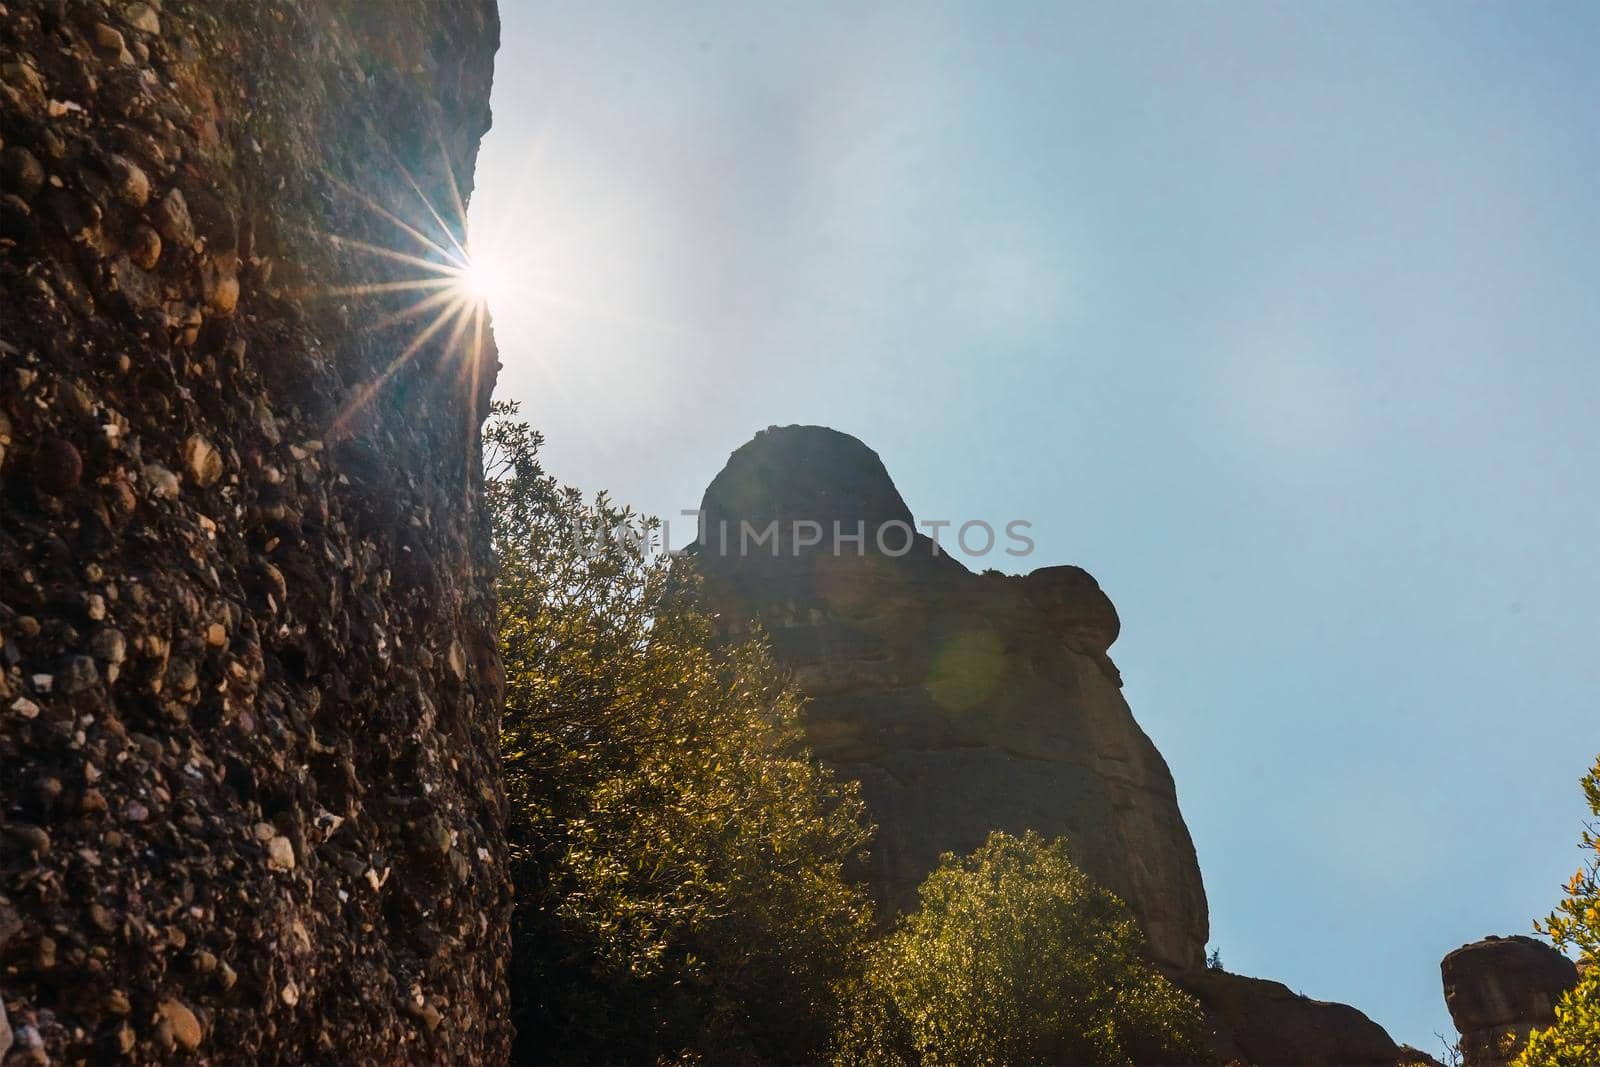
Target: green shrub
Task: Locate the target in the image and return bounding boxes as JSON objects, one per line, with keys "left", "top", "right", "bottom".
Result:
{"left": 832, "top": 830, "right": 1209, "bottom": 1067}
{"left": 488, "top": 405, "right": 873, "bottom": 1065}
{"left": 1516, "top": 755, "right": 1600, "bottom": 1067}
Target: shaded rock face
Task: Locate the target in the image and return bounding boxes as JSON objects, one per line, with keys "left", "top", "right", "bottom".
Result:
{"left": 1183, "top": 971, "right": 1440, "bottom": 1067}
{"left": 695, "top": 425, "right": 1208, "bottom": 971}
{"left": 1442, "top": 935, "right": 1579, "bottom": 1067}
{"left": 1, "top": 2, "right": 506, "bottom": 1064}
{"left": 696, "top": 425, "right": 1424, "bottom": 1066}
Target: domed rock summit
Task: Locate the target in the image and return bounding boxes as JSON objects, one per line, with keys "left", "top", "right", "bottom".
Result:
{"left": 1441, "top": 935, "right": 1579, "bottom": 1067}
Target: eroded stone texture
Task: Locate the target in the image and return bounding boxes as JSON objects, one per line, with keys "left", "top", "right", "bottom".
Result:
{"left": 1184, "top": 970, "right": 1440, "bottom": 1067}
{"left": 1442, "top": 935, "right": 1579, "bottom": 1067}
{"left": 0, "top": 2, "right": 507, "bottom": 1063}
{"left": 694, "top": 424, "right": 1427, "bottom": 1066}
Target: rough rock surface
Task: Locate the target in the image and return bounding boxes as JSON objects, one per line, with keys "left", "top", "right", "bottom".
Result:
{"left": 694, "top": 424, "right": 1425, "bottom": 1066}
{"left": 1184, "top": 970, "right": 1439, "bottom": 1067}
{"left": 1442, "top": 935, "right": 1579, "bottom": 1067}
{"left": 0, "top": 2, "right": 507, "bottom": 1064}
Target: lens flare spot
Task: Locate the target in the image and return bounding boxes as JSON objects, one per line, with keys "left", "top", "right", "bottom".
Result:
{"left": 926, "top": 629, "right": 1007, "bottom": 713}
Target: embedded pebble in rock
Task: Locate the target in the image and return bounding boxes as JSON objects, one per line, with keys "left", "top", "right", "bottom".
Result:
{"left": 153, "top": 187, "right": 194, "bottom": 249}
{"left": 108, "top": 155, "right": 150, "bottom": 208}
{"left": 266, "top": 835, "right": 295, "bottom": 871}
{"left": 0, "top": 2, "right": 508, "bottom": 1064}
{"left": 183, "top": 434, "right": 223, "bottom": 487}
{"left": 32, "top": 776, "right": 64, "bottom": 810}
{"left": 90, "top": 627, "right": 127, "bottom": 665}
{"left": 204, "top": 262, "right": 238, "bottom": 315}
{"left": 32, "top": 437, "right": 82, "bottom": 496}
{"left": 141, "top": 462, "right": 179, "bottom": 500}
{"left": 128, "top": 223, "right": 161, "bottom": 269}
{"left": 1, "top": 146, "right": 44, "bottom": 201}
{"left": 122, "top": 3, "right": 162, "bottom": 36}
{"left": 3, "top": 58, "right": 46, "bottom": 110}
{"left": 165, "top": 656, "right": 198, "bottom": 693}
{"left": 254, "top": 397, "right": 281, "bottom": 444}
{"left": 8, "top": 825, "right": 50, "bottom": 856}
{"left": 95, "top": 23, "right": 127, "bottom": 54}
{"left": 408, "top": 999, "right": 444, "bottom": 1032}
{"left": 58, "top": 655, "right": 98, "bottom": 695}
{"left": 157, "top": 999, "right": 202, "bottom": 1051}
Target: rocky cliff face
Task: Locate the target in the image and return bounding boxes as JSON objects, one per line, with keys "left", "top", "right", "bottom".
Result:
{"left": 0, "top": 2, "right": 507, "bottom": 1063}
{"left": 695, "top": 424, "right": 1428, "bottom": 1067}
{"left": 695, "top": 424, "right": 1208, "bottom": 972}
{"left": 1442, "top": 936, "right": 1579, "bottom": 1067}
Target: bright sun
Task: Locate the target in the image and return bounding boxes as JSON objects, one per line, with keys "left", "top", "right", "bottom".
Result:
{"left": 457, "top": 245, "right": 509, "bottom": 310}
{"left": 313, "top": 153, "right": 522, "bottom": 437}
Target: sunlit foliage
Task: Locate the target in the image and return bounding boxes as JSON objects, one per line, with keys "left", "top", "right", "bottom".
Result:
{"left": 831, "top": 830, "right": 1210, "bottom": 1067}
{"left": 1516, "top": 755, "right": 1600, "bottom": 1067}
{"left": 487, "top": 404, "right": 874, "bottom": 1065}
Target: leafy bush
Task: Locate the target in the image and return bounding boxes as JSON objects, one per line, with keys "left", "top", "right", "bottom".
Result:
{"left": 831, "top": 830, "right": 1210, "bottom": 1067}
{"left": 1516, "top": 755, "right": 1600, "bottom": 1067}
{"left": 488, "top": 405, "right": 873, "bottom": 1065}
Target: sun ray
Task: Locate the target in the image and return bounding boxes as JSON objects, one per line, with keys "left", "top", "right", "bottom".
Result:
{"left": 331, "top": 294, "right": 477, "bottom": 439}
{"left": 440, "top": 290, "right": 480, "bottom": 359}
{"left": 323, "top": 171, "right": 464, "bottom": 268}
{"left": 298, "top": 276, "right": 458, "bottom": 301}
{"left": 356, "top": 111, "right": 472, "bottom": 268}
{"left": 369, "top": 286, "right": 466, "bottom": 333}
{"left": 397, "top": 160, "right": 470, "bottom": 268}
{"left": 307, "top": 121, "right": 506, "bottom": 452}
{"left": 430, "top": 119, "right": 472, "bottom": 253}
{"left": 300, "top": 227, "right": 469, "bottom": 278}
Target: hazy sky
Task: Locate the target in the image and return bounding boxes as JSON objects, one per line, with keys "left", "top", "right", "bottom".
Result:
{"left": 469, "top": 1, "right": 1600, "bottom": 1048}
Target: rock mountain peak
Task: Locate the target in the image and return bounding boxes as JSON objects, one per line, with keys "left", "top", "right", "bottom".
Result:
{"left": 693, "top": 424, "right": 1433, "bottom": 1067}
{"left": 699, "top": 424, "right": 915, "bottom": 538}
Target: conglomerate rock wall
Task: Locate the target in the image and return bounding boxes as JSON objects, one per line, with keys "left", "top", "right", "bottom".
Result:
{"left": 0, "top": 2, "right": 507, "bottom": 1063}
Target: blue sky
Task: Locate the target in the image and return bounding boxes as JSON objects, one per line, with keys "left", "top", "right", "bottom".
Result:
{"left": 470, "top": 1, "right": 1600, "bottom": 1048}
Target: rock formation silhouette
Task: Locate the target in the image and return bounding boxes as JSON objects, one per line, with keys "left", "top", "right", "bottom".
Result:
{"left": 694, "top": 424, "right": 1436, "bottom": 1067}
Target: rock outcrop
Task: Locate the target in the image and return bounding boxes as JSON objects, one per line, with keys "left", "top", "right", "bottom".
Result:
{"left": 694, "top": 424, "right": 1426, "bottom": 1066}
{"left": 1185, "top": 970, "right": 1439, "bottom": 1067}
{"left": 1442, "top": 935, "right": 1579, "bottom": 1067}
{"left": 0, "top": 2, "right": 507, "bottom": 1063}
{"left": 695, "top": 424, "right": 1207, "bottom": 971}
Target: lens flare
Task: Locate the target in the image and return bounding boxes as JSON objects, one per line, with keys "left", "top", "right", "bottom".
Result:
{"left": 303, "top": 131, "right": 502, "bottom": 443}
